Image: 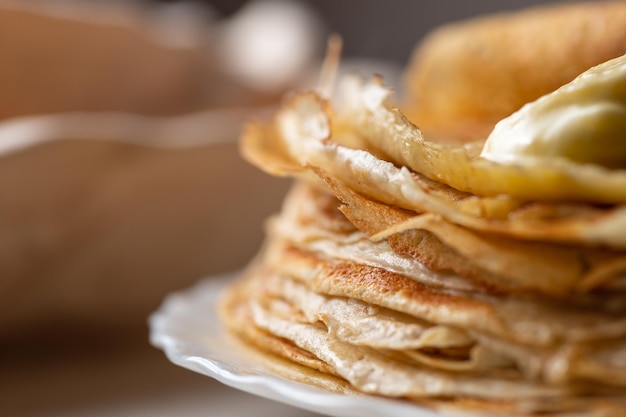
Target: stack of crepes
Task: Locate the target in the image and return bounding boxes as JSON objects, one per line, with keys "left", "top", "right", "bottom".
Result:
{"left": 220, "top": 2, "right": 626, "bottom": 415}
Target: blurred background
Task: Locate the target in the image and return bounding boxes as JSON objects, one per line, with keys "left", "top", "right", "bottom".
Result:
{"left": 0, "top": 0, "right": 575, "bottom": 416}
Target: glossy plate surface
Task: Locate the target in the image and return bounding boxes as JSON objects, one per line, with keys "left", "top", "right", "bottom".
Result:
{"left": 149, "top": 272, "right": 457, "bottom": 417}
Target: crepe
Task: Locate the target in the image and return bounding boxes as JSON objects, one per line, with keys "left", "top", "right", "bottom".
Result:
{"left": 221, "top": 182, "right": 626, "bottom": 414}
{"left": 219, "top": 2, "right": 626, "bottom": 415}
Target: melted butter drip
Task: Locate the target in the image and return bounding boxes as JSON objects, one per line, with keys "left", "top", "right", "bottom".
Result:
{"left": 481, "top": 54, "right": 626, "bottom": 169}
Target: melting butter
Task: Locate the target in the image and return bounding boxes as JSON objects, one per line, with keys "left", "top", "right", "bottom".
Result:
{"left": 480, "top": 54, "right": 626, "bottom": 169}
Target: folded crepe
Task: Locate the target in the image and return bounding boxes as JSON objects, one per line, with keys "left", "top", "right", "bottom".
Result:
{"left": 220, "top": 2, "right": 626, "bottom": 415}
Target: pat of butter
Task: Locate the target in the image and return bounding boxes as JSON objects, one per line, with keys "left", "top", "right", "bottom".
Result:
{"left": 480, "top": 54, "right": 626, "bottom": 169}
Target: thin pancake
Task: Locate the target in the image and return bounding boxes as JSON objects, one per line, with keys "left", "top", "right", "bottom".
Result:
{"left": 265, "top": 241, "right": 626, "bottom": 346}
{"left": 258, "top": 270, "right": 527, "bottom": 377}
{"left": 241, "top": 89, "right": 626, "bottom": 248}
{"left": 275, "top": 181, "right": 626, "bottom": 298}
{"left": 317, "top": 174, "right": 626, "bottom": 296}
{"left": 226, "top": 269, "right": 626, "bottom": 415}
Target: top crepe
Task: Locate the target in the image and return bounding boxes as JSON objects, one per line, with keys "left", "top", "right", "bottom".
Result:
{"left": 241, "top": 70, "right": 626, "bottom": 249}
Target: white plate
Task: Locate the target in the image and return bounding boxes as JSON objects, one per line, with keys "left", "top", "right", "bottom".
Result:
{"left": 149, "top": 272, "right": 448, "bottom": 417}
